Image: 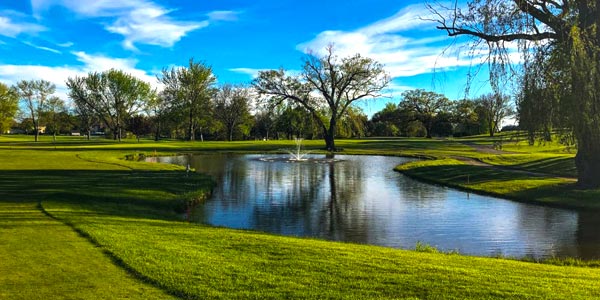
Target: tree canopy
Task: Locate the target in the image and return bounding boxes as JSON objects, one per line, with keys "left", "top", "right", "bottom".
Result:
{"left": 0, "top": 82, "right": 18, "bottom": 134}
{"left": 158, "top": 58, "right": 216, "bottom": 141}
{"left": 67, "top": 69, "right": 153, "bottom": 141}
{"left": 16, "top": 79, "right": 56, "bottom": 142}
{"left": 253, "top": 45, "right": 390, "bottom": 151}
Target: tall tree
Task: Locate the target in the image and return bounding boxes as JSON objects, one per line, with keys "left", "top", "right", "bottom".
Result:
{"left": 16, "top": 80, "right": 56, "bottom": 142}
{"left": 74, "top": 97, "right": 98, "bottom": 140}
{"left": 253, "top": 45, "right": 389, "bottom": 151}
{"left": 147, "top": 91, "right": 173, "bottom": 141}
{"left": 67, "top": 69, "right": 153, "bottom": 141}
{"left": 370, "top": 103, "right": 403, "bottom": 137}
{"left": 42, "top": 96, "right": 67, "bottom": 142}
{"left": 431, "top": 1, "right": 600, "bottom": 187}
{"left": 452, "top": 99, "right": 483, "bottom": 137}
{"left": 0, "top": 82, "right": 19, "bottom": 134}
{"left": 158, "top": 58, "right": 216, "bottom": 141}
{"left": 475, "top": 93, "right": 514, "bottom": 137}
{"left": 399, "top": 89, "right": 451, "bottom": 138}
{"left": 213, "top": 84, "right": 253, "bottom": 141}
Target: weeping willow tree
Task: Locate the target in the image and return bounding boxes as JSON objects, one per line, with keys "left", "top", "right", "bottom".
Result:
{"left": 431, "top": 0, "right": 600, "bottom": 188}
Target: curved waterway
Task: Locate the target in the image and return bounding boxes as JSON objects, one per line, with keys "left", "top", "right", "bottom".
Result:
{"left": 152, "top": 154, "right": 600, "bottom": 259}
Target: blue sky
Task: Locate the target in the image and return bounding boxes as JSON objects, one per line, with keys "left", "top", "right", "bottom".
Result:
{"left": 0, "top": 0, "right": 493, "bottom": 116}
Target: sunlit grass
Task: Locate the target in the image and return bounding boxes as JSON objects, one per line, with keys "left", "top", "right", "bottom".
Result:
{"left": 2, "top": 134, "right": 600, "bottom": 299}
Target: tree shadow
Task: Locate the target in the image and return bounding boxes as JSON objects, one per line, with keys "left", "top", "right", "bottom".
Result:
{"left": 0, "top": 169, "right": 213, "bottom": 221}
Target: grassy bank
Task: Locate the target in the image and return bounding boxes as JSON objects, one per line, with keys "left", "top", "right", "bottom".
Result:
{"left": 2, "top": 135, "right": 600, "bottom": 299}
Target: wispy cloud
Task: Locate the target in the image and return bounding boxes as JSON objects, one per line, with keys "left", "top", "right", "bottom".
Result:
{"left": 229, "top": 68, "right": 264, "bottom": 78}
{"left": 207, "top": 10, "right": 240, "bottom": 22}
{"left": 57, "top": 41, "right": 74, "bottom": 48}
{"left": 31, "top": 0, "right": 208, "bottom": 50}
{"left": 0, "top": 15, "right": 45, "bottom": 38}
{"left": 296, "top": 4, "right": 486, "bottom": 78}
{"left": 0, "top": 51, "right": 159, "bottom": 100}
{"left": 23, "top": 41, "right": 62, "bottom": 54}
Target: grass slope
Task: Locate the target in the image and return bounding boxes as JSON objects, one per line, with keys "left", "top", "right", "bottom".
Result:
{"left": 2, "top": 135, "right": 600, "bottom": 299}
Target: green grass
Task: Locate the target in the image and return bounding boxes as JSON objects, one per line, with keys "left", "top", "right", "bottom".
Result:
{"left": 2, "top": 134, "right": 600, "bottom": 299}
{"left": 42, "top": 200, "right": 600, "bottom": 299}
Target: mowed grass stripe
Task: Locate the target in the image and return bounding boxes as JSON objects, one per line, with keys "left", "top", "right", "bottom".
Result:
{"left": 0, "top": 202, "right": 175, "bottom": 300}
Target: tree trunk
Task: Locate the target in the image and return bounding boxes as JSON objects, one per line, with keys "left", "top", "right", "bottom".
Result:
{"left": 570, "top": 22, "right": 600, "bottom": 188}
{"left": 325, "top": 118, "right": 337, "bottom": 151}
{"left": 87, "top": 130, "right": 91, "bottom": 140}
{"left": 188, "top": 110, "right": 195, "bottom": 141}
{"left": 575, "top": 136, "right": 600, "bottom": 188}
{"left": 489, "top": 122, "right": 495, "bottom": 137}
{"left": 154, "top": 119, "right": 161, "bottom": 141}
{"left": 33, "top": 119, "right": 39, "bottom": 142}
{"left": 424, "top": 118, "right": 433, "bottom": 139}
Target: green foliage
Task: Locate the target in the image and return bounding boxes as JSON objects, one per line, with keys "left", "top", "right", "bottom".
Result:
{"left": 2, "top": 136, "right": 600, "bottom": 299}
{"left": 158, "top": 58, "right": 216, "bottom": 141}
{"left": 0, "top": 82, "right": 18, "bottom": 133}
{"left": 213, "top": 84, "right": 254, "bottom": 141}
{"left": 414, "top": 241, "right": 439, "bottom": 253}
{"left": 254, "top": 45, "right": 389, "bottom": 150}
{"left": 16, "top": 79, "right": 56, "bottom": 142}
{"left": 67, "top": 69, "right": 153, "bottom": 141}
{"left": 399, "top": 89, "right": 451, "bottom": 138}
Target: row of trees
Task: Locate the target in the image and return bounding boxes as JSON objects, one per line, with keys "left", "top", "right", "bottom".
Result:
{"left": 371, "top": 90, "right": 513, "bottom": 138}
{"left": 1, "top": 77, "right": 513, "bottom": 144}
{"left": 0, "top": 49, "right": 515, "bottom": 144}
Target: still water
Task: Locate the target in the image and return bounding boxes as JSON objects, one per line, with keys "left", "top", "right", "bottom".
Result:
{"left": 154, "top": 154, "right": 600, "bottom": 259}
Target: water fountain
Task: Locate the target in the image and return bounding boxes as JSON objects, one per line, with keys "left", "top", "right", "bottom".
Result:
{"left": 287, "top": 138, "right": 310, "bottom": 161}
{"left": 257, "top": 138, "right": 339, "bottom": 163}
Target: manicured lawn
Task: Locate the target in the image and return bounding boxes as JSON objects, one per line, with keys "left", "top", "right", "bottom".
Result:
{"left": 1, "top": 134, "right": 600, "bottom": 299}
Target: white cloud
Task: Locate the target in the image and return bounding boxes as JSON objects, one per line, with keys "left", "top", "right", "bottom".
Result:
{"left": 0, "top": 15, "right": 45, "bottom": 37}
{"left": 229, "top": 68, "right": 264, "bottom": 78}
{"left": 296, "top": 4, "right": 489, "bottom": 78}
{"left": 23, "top": 41, "right": 62, "bottom": 54}
{"left": 57, "top": 41, "right": 74, "bottom": 48}
{"left": 207, "top": 10, "right": 240, "bottom": 22}
{"left": 31, "top": 0, "right": 207, "bottom": 50}
{"left": 0, "top": 51, "right": 160, "bottom": 101}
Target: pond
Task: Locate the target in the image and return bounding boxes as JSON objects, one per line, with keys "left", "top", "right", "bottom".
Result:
{"left": 152, "top": 154, "right": 600, "bottom": 259}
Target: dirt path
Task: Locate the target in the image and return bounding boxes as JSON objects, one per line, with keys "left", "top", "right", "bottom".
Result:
{"left": 454, "top": 142, "right": 577, "bottom": 181}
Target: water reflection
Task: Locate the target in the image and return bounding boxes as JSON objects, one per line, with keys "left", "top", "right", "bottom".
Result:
{"left": 154, "top": 154, "right": 600, "bottom": 259}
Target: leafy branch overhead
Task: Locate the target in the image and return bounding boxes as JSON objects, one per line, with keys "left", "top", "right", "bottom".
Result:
{"left": 430, "top": 0, "right": 600, "bottom": 188}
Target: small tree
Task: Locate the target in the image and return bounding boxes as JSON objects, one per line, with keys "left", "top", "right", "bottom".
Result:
{"left": 42, "top": 96, "right": 67, "bottom": 142}
{"left": 213, "top": 85, "right": 253, "bottom": 141}
{"left": 475, "top": 93, "right": 514, "bottom": 137}
{"left": 16, "top": 80, "right": 56, "bottom": 142}
{"left": 127, "top": 115, "right": 152, "bottom": 142}
{"left": 0, "top": 82, "right": 19, "bottom": 134}
{"left": 253, "top": 45, "right": 389, "bottom": 151}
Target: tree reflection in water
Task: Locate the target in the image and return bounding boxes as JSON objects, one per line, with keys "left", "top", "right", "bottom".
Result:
{"left": 154, "top": 154, "right": 593, "bottom": 260}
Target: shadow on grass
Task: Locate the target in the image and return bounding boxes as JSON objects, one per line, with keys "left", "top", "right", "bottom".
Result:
{"left": 516, "top": 156, "right": 576, "bottom": 177}
{"left": 0, "top": 169, "right": 214, "bottom": 220}
{"left": 400, "top": 163, "right": 600, "bottom": 210}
